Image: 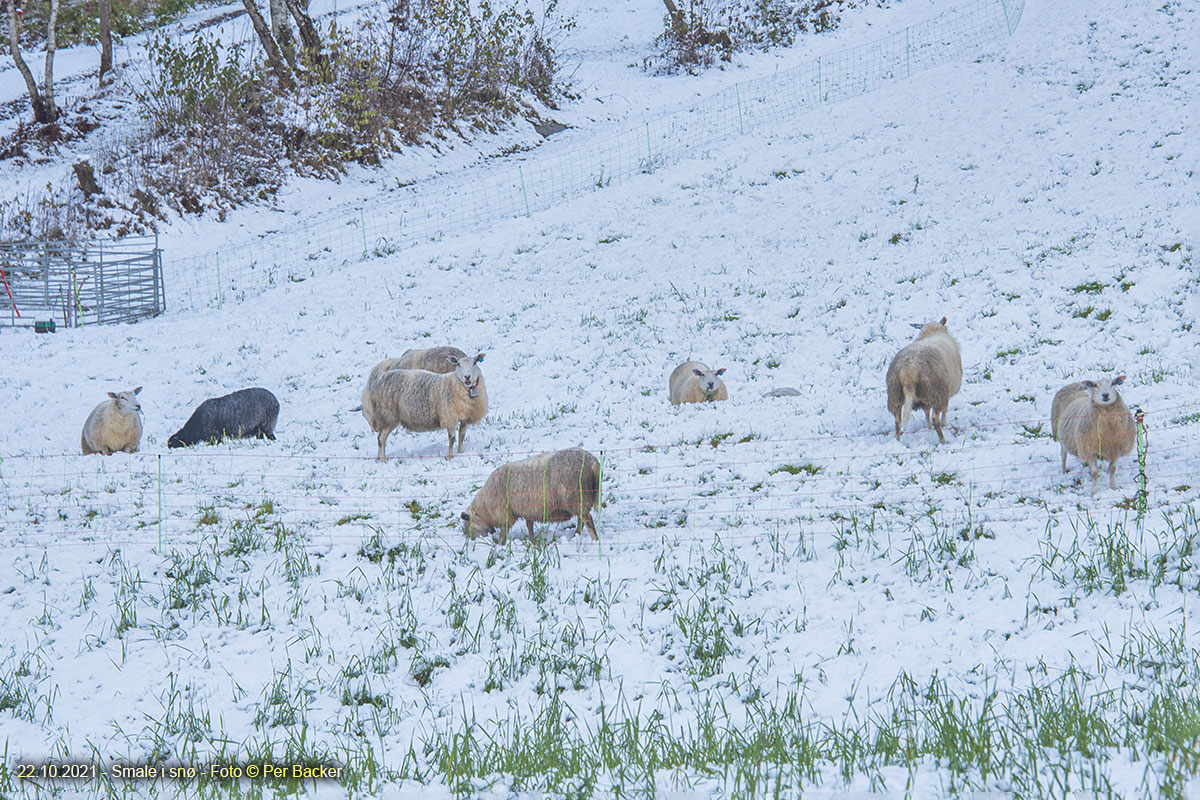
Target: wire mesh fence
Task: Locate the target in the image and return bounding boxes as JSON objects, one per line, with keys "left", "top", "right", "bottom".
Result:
{"left": 0, "top": 235, "right": 165, "bottom": 328}
{"left": 166, "top": 0, "right": 1026, "bottom": 311}
{"left": 3, "top": 400, "right": 1194, "bottom": 556}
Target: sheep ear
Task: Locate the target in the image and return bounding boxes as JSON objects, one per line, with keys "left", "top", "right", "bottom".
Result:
{"left": 1113, "top": 375, "right": 1126, "bottom": 385}
{"left": 939, "top": 317, "right": 947, "bottom": 325}
{"left": 716, "top": 368, "right": 726, "bottom": 376}
{"left": 447, "top": 356, "right": 459, "bottom": 366}
{"left": 474, "top": 353, "right": 485, "bottom": 364}
{"left": 133, "top": 386, "right": 142, "bottom": 394}
{"left": 692, "top": 369, "right": 703, "bottom": 376}
{"left": 107, "top": 392, "right": 118, "bottom": 400}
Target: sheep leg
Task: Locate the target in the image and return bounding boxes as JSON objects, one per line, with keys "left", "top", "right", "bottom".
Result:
{"left": 526, "top": 519, "right": 537, "bottom": 541}
{"left": 1060, "top": 444, "right": 1068, "bottom": 474}
{"left": 1086, "top": 458, "right": 1100, "bottom": 496}
{"left": 933, "top": 415, "right": 946, "bottom": 444}
{"left": 893, "top": 413, "right": 903, "bottom": 441}
{"left": 923, "top": 408, "right": 932, "bottom": 427}
{"left": 377, "top": 427, "right": 392, "bottom": 462}
{"left": 583, "top": 512, "right": 598, "bottom": 540}
{"left": 456, "top": 422, "right": 467, "bottom": 454}
{"left": 445, "top": 427, "right": 455, "bottom": 459}
{"left": 1108, "top": 459, "right": 1119, "bottom": 490}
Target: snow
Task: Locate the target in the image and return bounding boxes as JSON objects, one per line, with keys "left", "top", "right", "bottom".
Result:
{"left": 1, "top": 0, "right": 1199, "bottom": 796}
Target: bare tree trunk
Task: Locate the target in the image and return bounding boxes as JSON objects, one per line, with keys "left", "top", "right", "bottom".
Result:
{"left": 284, "top": 0, "right": 321, "bottom": 63}
{"left": 7, "top": 1, "right": 47, "bottom": 121}
{"left": 43, "top": 0, "right": 59, "bottom": 121}
{"left": 98, "top": 0, "right": 112, "bottom": 85}
{"left": 239, "top": 0, "right": 293, "bottom": 88}
{"left": 268, "top": 0, "right": 295, "bottom": 68}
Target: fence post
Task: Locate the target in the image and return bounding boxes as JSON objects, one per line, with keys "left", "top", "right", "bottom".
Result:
{"left": 646, "top": 123, "right": 654, "bottom": 174}
{"left": 154, "top": 232, "right": 165, "bottom": 315}
{"left": 818, "top": 56, "right": 822, "bottom": 103}
{"left": 157, "top": 453, "right": 163, "bottom": 551}
{"left": 519, "top": 166, "right": 532, "bottom": 217}
{"left": 1135, "top": 408, "right": 1147, "bottom": 522}
{"left": 97, "top": 241, "right": 105, "bottom": 324}
{"left": 735, "top": 84, "right": 745, "bottom": 134}
{"left": 906, "top": 28, "right": 911, "bottom": 77}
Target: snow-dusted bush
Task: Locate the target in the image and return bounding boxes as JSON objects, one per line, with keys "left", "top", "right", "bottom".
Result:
{"left": 648, "top": 0, "right": 889, "bottom": 74}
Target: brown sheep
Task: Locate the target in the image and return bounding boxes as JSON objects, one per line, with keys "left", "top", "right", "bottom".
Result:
{"left": 885, "top": 317, "right": 963, "bottom": 443}
{"left": 1051, "top": 375, "right": 1136, "bottom": 495}
{"left": 461, "top": 449, "right": 601, "bottom": 543}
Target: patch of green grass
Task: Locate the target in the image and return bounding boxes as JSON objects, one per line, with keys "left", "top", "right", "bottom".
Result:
{"left": 336, "top": 513, "right": 371, "bottom": 526}
{"left": 1071, "top": 281, "right": 1107, "bottom": 294}
{"left": 771, "top": 463, "right": 822, "bottom": 477}
{"left": 1094, "top": 309, "right": 1112, "bottom": 321}
{"left": 197, "top": 506, "right": 220, "bottom": 526}
{"left": 1072, "top": 306, "right": 1094, "bottom": 319}
{"left": 930, "top": 472, "right": 957, "bottom": 486}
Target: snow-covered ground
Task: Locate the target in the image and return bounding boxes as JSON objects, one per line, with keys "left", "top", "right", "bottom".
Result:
{"left": 1, "top": 0, "right": 1199, "bottom": 796}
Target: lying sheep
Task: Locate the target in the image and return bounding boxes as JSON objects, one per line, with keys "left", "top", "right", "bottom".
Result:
{"left": 1051, "top": 375, "right": 1136, "bottom": 495}
{"left": 362, "top": 353, "right": 487, "bottom": 460}
{"left": 168, "top": 388, "right": 280, "bottom": 448}
{"left": 886, "top": 317, "right": 963, "bottom": 443}
{"left": 461, "top": 448, "right": 601, "bottom": 543}
{"left": 81, "top": 387, "right": 143, "bottom": 455}
{"left": 669, "top": 361, "right": 728, "bottom": 405}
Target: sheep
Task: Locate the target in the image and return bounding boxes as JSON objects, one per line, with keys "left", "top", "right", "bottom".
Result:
{"left": 359, "top": 350, "right": 476, "bottom": 429}
{"left": 395, "top": 346, "right": 468, "bottom": 373}
{"left": 81, "top": 387, "right": 143, "bottom": 455}
{"left": 461, "top": 448, "right": 601, "bottom": 543}
{"left": 361, "top": 352, "right": 487, "bottom": 460}
{"left": 669, "top": 361, "right": 728, "bottom": 405}
{"left": 168, "top": 388, "right": 280, "bottom": 448}
{"left": 1050, "top": 375, "right": 1136, "bottom": 495}
{"left": 885, "top": 317, "right": 963, "bottom": 443}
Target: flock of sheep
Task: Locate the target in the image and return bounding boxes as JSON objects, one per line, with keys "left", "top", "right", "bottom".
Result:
{"left": 74, "top": 320, "right": 1138, "bottom": 543}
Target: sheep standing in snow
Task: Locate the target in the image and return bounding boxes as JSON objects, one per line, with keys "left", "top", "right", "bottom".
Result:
{"left": 461, "top": 448, "right": 601, "bottom": 543}
{"left": 1051, "top": 375, "right": 1136, "bottom": 495}
{"left": 669, "top": 361, "right": 728, "bottom": 405}
{"left": 886, "top": 317, "right": 963, "bottom": 443}
{"left": 360, "top": 349, "right": 474, "bottom": 429}
{"left": 168, "top": 388, "right": 280, "bottom": 448}
{"left": 361, "top": 353, "right": 487, "bottom": 460}
{"left": 81, "top": 387, "right": 143, "bottom": 455}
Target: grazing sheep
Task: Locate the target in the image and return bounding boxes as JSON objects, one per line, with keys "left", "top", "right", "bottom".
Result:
{"left": 81, "top": 387, "right": 143, "bottom": 455}
{"left": 461, "top": 448, "right": 601, "bottom": 543}
{"left": 1051, "top": 375, "right": 1136, "bottom": 495}
{"left": 669, "top": 361, "right": 729, "bottom": 405}
{"left": 395, "top": 346, "right": 468, "bottom": 373}
{"left": 168, "top": 388, "right": 280, "bottom": 448}
{"left": 886, "top": 317, "right": 963, "bottom": 443}
{"left": 362, "top": 353, "right": 487, "bottom": 460}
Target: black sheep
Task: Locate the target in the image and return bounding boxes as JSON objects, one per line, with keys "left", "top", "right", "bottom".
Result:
{"left": 168, "top": 388, "right": 280, "bottom": 448}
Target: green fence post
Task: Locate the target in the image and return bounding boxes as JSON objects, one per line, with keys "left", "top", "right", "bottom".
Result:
{"left": 519, "top": 166, "right": 532, "bottom": 217}
{"left": 157, "top": 454, "right": 163, "bottom": 551}
{"left": 646, "top": 123, "right": 654, "bottom": 174}
{"left": 1135, "top": 408, "right": 1147, "bottom": 522}
{"left": 735, "top": 84, "right": 745, "bottom": 134}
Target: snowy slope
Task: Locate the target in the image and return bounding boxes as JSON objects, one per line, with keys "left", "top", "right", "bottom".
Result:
{"left": 1, "top": 0, "right": 1199, "bottom": 796}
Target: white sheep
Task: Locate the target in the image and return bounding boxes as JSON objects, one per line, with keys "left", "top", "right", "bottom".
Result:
{"left": 81, "top": 387, "right": 143, "bottom": 455}
{"left": 669, "top": 361, "right": 728, "bottom": 405}
{"left": 885, "top": 317, "right": 963, "bottom": 443}
{"left": 461, "top": 448, "right": 601, "bottom": 543}
{"left": 1051, "top": 375, "right": 1136, "bottom": 495}
{"left": 361, "top": 353, "right": 487, "bottom": 460}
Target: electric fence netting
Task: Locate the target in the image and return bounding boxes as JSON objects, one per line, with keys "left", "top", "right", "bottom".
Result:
{"left": 167, "top": 0, "right": 1026, "bottom": 311}
{"left": 1, "top": 404, "right": 1195, "bottom": 555}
